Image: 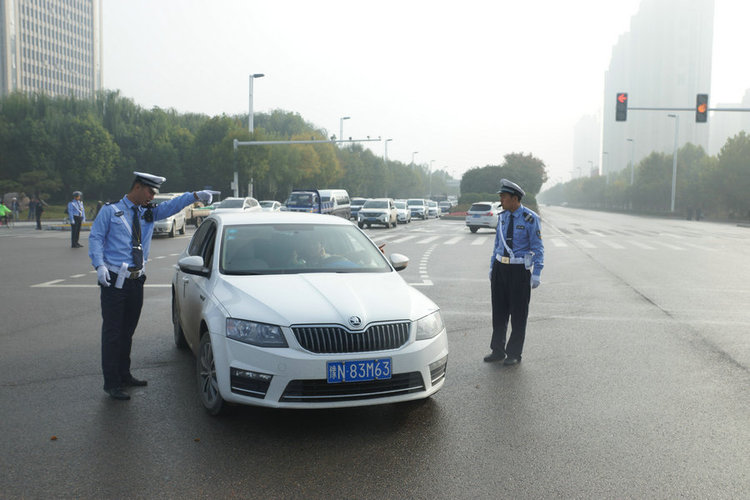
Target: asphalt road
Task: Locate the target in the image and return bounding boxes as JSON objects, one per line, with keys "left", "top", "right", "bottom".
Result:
{"left": 1, "top": 209, "right": 748, "bottom": 499}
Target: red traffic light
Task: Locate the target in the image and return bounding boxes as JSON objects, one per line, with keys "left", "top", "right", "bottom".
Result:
{"left": 615, "top": 92, "right": 628, "bottom": 121}
{"left": 696, "top": 93, "right": 708, "bottom": 123}
{"left": 617, "top": 93, "right": 628, "bottom": 104}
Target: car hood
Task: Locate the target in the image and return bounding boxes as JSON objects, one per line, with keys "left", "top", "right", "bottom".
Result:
{"left": 213, "top": 272, "right": 437, "bottom": 328}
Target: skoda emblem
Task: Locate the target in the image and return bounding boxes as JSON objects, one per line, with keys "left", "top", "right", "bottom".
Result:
{"left": 348, "top": 316, "right": 362, "bottom": 328}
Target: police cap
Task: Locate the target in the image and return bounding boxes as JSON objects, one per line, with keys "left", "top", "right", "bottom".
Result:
{"left": 133, "top": 171, "right": 166, "bottom": 193}
{"left": 497, "top": 178, "right": 525, "bottom": 199}
{"left": 72, "top": 191, "right": 82, "bottom": 197}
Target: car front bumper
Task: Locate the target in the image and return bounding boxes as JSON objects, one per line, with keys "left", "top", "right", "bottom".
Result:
{"left": 210, "top": 328, "right": 449, "bottom": 409}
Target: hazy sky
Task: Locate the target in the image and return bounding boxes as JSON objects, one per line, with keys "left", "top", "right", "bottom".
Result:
{"left": 102, "top": 0, "right": 750, "bottom": 186}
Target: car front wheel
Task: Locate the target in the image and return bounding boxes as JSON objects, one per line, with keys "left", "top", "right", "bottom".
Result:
{"left": 197, "top": 334, "right": 226, "bottom": 416}
{"left": 169, "top": 221, "right": 176, "bottom": 238}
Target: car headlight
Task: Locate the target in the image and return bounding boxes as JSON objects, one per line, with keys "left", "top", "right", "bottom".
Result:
{"left": 226, "top": 318, "right": 288, "bottom": 347}
{"left": 415, "top": 310, "right": 444, "bottom": 340}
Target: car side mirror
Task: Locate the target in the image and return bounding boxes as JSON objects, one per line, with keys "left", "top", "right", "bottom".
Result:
{"left": 389, "top": 253, "right": 409, "bottom": 272}
{"left": 178, "top": 255, "right": 209, "bottom": 276}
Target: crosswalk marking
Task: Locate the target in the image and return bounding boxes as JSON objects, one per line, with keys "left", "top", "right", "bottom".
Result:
{"left": 576, "top": 239, "right": 596, "bottom": 248}
{"left": 653, "top": 240, "right": 684, "bottom": 251}
{"left": 471, "top": 236, "right": 488, "bottom": 246}
{"left": 389, "top": 235, "right": 418, "bottom": 243}
{"left": 550, "top": 238, "right": 568, "bottom": 248}
{"left": 601, "top": 240, "right": 625, "bottom": 249}
{"left": 629, "top": 240, "right": 655, "bottom": 250}
{"left": 444, "top": 236, "right": 463, "bottom": 245}
{"left": 417, "top": 236, "right": 440, "bottom": 244}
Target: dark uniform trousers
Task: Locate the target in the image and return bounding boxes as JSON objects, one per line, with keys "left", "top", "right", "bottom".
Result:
{"left": 490, "top": 262, "right": 531, "bottom": 358}
{"left": 100, "top": 271, "right": 146, "bottom": 390}
{"left": 71, "top": 216, "right": 83, "bottom": 246}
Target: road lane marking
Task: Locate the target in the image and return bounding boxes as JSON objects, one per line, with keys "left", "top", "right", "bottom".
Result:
{"left": 550, "top": 238, "right": 568, "bottom": 247}
{"left": 629, "top": 240, "right": 655, "bottom": 250}
{"left": 601, "top": 240, "right": 625, "bottom": 249}
{"left": 390, "top": 235, "right": 418, "bottom": 243}
{"left": 444, "top": 236, "right": 463, "bottom": 245}
{"left": 653, "top": 240, "right": 684, "bottom": 251}
{"left": 417, "top": 236, "right": 440, "bottom": 244}
{"left": 471, "top": 237, "right": 488, "bottom": 246}
{"left": 576, "top": 239, "right": 596, "bottom": 248}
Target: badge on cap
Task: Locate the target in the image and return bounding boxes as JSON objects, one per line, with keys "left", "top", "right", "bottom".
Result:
{"left": 133, "top": 171, "right": 166, "bottom": 193}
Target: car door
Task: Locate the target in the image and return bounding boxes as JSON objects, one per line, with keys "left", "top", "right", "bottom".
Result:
{"left": 178, "top": 220, "right": 217, "bottom": 344}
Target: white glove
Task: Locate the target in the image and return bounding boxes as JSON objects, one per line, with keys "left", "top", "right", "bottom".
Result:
{"left": 195, "top": 190, "right": 213, "bottom": 205}
{"left": 97, "top": 266, "right": 111, "bottom": 287}
{"left": 531, "top": 275, "right": 541, "bottom": 289}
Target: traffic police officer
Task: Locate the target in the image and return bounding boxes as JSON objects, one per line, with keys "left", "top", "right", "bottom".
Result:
{"left": 89, "top": 172, "right": 213, "bottom": 400}
{"left": 484, "top": 178, "right": 544, "bottom": 365}
{"left": 68, "top": 191, "right": 85, "bottom": 248}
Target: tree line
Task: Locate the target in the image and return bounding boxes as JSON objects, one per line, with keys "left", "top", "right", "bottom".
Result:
{"left": 539, "top": 133, "right": 750, "bottom": 220}
{"left": 0, "top": 91, "right": 461, "bottom": 205}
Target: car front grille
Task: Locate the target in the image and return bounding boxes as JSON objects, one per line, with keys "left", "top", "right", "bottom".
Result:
{"left": 359, "top": 211, "right": 381, "bottom": 218}
{"left": 280, "top": 372, "right": 425, "bottom": 403}
{"left": 292, "top": 322, "right": 410, "bottom": 353}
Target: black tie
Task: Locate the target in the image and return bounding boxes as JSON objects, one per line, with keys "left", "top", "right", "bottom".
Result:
{"left": 131, "top": 207, "right": 143, "bottom": 271}
{"left": 503, "top": 212, "right": 514, "bottom": 257}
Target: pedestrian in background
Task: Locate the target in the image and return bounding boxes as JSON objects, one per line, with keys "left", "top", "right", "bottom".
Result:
{"left": 68, "top": 191, "right": 85, "bottom": 248}
{"left": 484, "top": 178, "right": 544, "bottom": 366}
{"left": 33, "top": 196, "right": 47, "bottom": 230}
{"left": 88, "top": 171, "right": 213, "bottom": 401}
{"left": 27, "top": 198, "right": 35, "bottom": 220}
{"left": 11, "top": 197, "right": 20, "bottom": 220}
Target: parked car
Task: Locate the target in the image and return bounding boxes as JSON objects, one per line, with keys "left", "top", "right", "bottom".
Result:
{"left": 259, "top": 200, "right": 282, "bottom": 211}
{"left": 427, "top": 200, "right": 440, "bottom": 218}
{"left": 171, "top": 211, "right": 448, "bottom": 414}
{"left": 394, "top": 200, "right": 412, "bottom": 224}
{"left": 407, "top": 198, "right": 427, "bottom": 220}
{"left": 350, "top": 197, "right": 368, "bottom": 220}
{"left": 214, "top": 197, "right": 261, "bottom": 213}
{"left": 465, "top": 201, "right": 502, "bottom": 233}
{"left": 153, "top": 193, "right": 188, "bottom": 237}
{"left": 358, "top": 198, "right": 398, "bottom": 228}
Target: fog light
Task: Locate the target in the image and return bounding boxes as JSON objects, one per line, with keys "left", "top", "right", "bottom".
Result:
{"left": 231, "top": 368, "right": 272, "bottom": 382}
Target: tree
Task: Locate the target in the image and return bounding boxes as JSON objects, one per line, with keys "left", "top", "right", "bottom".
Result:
{"left": 716, "top": 131, "right": 750, "bottom": 218}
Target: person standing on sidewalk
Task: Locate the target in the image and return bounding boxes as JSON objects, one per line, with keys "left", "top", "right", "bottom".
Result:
{"left": 483, "top": 178, "right": 544, "bottom": 366}
{"left": 89, "top": 171, "right": 213, "bottom": 401}
{"left": 33, "top": 195, "right": 48, "bottom": 230}
{"left": 68, "top": 191, "right": 86, "bottom": 248}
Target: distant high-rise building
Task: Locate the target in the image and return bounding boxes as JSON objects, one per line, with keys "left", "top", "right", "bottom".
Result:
{"left": 0, "top": 0, "right": 102, "bottom": 98}
{"left": 708, "top": 89, "right": 750, "bottom": 155}
{"left": 602, "top": 0, "right": 714, "bottom": 178}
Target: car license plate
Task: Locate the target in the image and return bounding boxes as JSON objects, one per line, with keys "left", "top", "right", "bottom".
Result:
{"left": 327, "top": 358, "right": 391, "bottom": 383}
{"left": 472, "top": 214, "right": 481, "bottom": 218}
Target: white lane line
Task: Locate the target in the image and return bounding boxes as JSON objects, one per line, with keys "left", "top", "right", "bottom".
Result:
{"left": 550, "top": 238, "right": 568, "bottom": 248}
{"left": 444, "top": 236, "right": 463, "bottom": 245}
{"left": 70, "top": 274, "right": 87, "bottom": 278}
{"left": 576, "top": 239, "right": 596, "bottom": 249}
{"left": 390, "top": 235, "right": 418, "bottom": 243}
{"left": 471, "top": 237, "right": 488, "bottom": 246}
{"left": 417, "top": 236, "right": 440, "bottom": 244}
{"left": 601, "top": 240, "right": 625, "bottom": 249}
{"left": 653, "top": 240, "right": 684, "bottom": 251}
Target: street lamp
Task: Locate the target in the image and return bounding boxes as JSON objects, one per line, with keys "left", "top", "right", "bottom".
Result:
{"left": 667, "top": 114, "right": 679, "bottom": 213}
{"left": 339, "top": 116, "right": 350, "bottom": 144}
{"left": 626, "top": 138, "right": 635, "bottom": 185}
{"left": 602, "top": 152, "right": 609, "bottom": 184}
{"left": 429, "top": 160, "right": 435, "bottom": 198}
{"left": 384, "top": 138, "right": 392, "bottom": 164}
{"left": 248, "top": 73, "right": 264, "bottom": 133}
{"left": 411, "top": 151, "right": 418, "bottom": 166}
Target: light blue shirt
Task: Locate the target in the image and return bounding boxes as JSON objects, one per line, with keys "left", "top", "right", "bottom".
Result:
{"left": 67, "top": 199, "right": 85, "bottom": 221}
{"left": 490, "top": 204, "right": 545, "bottom": 277}
{"left": 89, "top": 192, "right": 195, "bottom": 270}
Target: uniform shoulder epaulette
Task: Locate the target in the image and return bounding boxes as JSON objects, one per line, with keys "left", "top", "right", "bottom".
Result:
{"left": 523, "top": 211, "right": 534, "bottom": 223}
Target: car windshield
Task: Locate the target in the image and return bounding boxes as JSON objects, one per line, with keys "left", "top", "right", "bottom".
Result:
{"left": 220, "top": 223, "right": 392, "bottom": 275}
{"left": 395, "top": 202, "right": 406, "bottom": 209}
{"left": 287, "top": 193, "right": 314, "bottom": 206}
{"left": 351, "top": 199, "right": 366, "bottom": 206}
{"left": 259, "top": 201, "right": 275, "bottom": 208}
{"left": 407, "top": 199, "right": 423, "bottom": 206}
{"left": 363, "top": 200, "right": 388, "bottom": 209}
{"left": 220, "top": 199, "right": 244, "bottom": 208}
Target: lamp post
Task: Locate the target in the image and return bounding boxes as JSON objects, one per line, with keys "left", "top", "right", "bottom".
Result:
{"left": 384, "top": 138, "right": 392, "bottom": 164}
{"left": 411, "top": 151, "right": 418, "bottom": 166}
{"left": 429, "top": 160, "right": 435, "bottom": 198}
{"left": 626, "top": 138, "right": 635, "bottom": 185}
{"left": 667, "top": 114, "right": 679, "bottom": 213}
{"left": 238, "top": 73, "right": 264, "bottom": 198}
{"left": 602, "top": 152, "right": 609, "bottom": 184}
{"left": 339, "top": 116, "right": 350, "bottom": 144}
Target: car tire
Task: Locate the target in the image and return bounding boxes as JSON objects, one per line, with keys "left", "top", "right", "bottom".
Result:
{"left": 197, "top": 333, "right": 226, "bottom": 416}
{"left": 179, "top": 219, "right": 186, "bottom": 235}
{"left": 172, "top": 292, "right": 188, "bottom": 350}
{"left": 169, "top": 221, "right": 176, "bottom": 238}
{"left": 358, "top": 221, "right": 364, "bottom": 229}
{"left": 470, "top": 227, "right": 478, "bottom": 233}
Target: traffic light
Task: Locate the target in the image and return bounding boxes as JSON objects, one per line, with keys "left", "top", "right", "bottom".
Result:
{"left": 616, "top": 92, "right": 628, "bottom": 121}
{"left": 696, "top": 93, "right": 708, "bottom": 123}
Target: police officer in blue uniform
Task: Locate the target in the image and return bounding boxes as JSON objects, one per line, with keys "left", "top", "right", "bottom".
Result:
{"left": 68, "top": 191, "right": 85, "bottom": 248}
{"left": 484, "top": 179, "right": 544, "bottom": 365}
{"left": 89, "top": 172, "right": 213, "bottom": 400}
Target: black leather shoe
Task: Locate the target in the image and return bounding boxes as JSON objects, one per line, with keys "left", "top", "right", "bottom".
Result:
{"left": 75, "top": 243, "right": 84, "bottom": 248}
{"left": 106, "top": 387, "right": 131, "bottom": 400}
{"left": 122, "top": 376, "right": 147, "bottom": 387}
{"left": 483, "top": 351, "right": 506, "bottom": 362}
{"left": 503, "top": 357, "right": 521, "bottom": 366}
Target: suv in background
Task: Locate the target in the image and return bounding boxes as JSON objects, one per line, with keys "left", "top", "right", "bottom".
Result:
{"left": 465, "top": 201, "right": 502, "bottom": 233}
{"left": 394, "top": 200, "right": 411, "bottom": 223}
{"left": 358, "top": 198, "right": 398, "bottom": 228}
{"left": 153, "top": 193, "right": 188, "bottom": 237}
{"left": 350, "top": 197, "right": 368, "bottom": 220}
{"left": 407, "top": 198, "right": 427, "bottom": 220}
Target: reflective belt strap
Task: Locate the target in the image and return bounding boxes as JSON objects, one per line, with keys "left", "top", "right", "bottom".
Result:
{"left": 496, "top": 255, "right": 524, "bottom": 265}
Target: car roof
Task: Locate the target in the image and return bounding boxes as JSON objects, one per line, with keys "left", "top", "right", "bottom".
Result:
{"left": 209, "top": 211, "right": 354, "bottom": 226}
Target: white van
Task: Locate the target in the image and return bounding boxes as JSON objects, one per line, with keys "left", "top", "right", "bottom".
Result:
{"left": 318, "top": 189, "right": 351, "bottom": 219}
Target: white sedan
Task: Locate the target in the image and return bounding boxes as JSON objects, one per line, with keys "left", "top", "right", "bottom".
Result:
{"left": 171, "top": 212, "right": 448, "bottom": 414}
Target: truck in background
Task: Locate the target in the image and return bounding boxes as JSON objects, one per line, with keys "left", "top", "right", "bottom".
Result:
{"left": 283, "top": 189, "right": 350, "bottom": 219}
